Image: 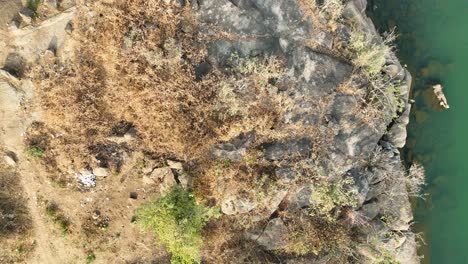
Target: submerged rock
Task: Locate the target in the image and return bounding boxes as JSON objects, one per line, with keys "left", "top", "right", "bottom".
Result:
{"left": 433, "top": 84, "right": 450, "bottom": 109}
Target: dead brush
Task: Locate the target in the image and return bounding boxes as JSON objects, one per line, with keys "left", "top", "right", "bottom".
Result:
{"left": 339, "top": 207, "right": 369, "bottom": 228}
{"left": 0, "top": 170, "right": 32, "bottom": 236}
{"left": 280, "top": 211, "right": 353, "bottom": 258}
{"left": 406, "top": 162, "right": 426, "bottom": 198}
{"left": 32, "top": 0, "right": 292, "bottom": 174}
{"left": 32, "top": 0, "right": 223, "bottom": 167}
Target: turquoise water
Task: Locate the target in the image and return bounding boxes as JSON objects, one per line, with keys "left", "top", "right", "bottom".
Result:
{"left": 368, "top": 0, "right": 468, "bottom": 263}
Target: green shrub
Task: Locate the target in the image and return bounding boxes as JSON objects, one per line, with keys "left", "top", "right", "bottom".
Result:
{"left": 310, "top": 178, "right": 358, "bottom": 221}
{"left": 348, "top": 29, "right": 402, "bottom": 120}
{"left": 26, "top": 0, "right": 41, "bottom": 19}
{"left": 135, "top": 186, "right": 220, "bottom": 264}
{"left": 45, "top": 201, "right": 70, "bottom": 235}
{"left": 377, "top": 251, "right": 401, "bottom": 264}
{"left": 86, "top": 252, "right": 96, "bottom": 263}
{"left": 27, "top": 146, "right": 44, "bottom": 158}
{"left": 349, "top": 30, "right": 394, "bottom": 78}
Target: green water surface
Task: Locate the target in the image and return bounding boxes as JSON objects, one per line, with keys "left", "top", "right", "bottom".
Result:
{"left": 368, "top": 0, "right": 468, "bottom": 263}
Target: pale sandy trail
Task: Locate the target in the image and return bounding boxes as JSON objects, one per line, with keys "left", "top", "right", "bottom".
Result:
{"left": 1, "top": 75, "right": 80, "bottom": 263}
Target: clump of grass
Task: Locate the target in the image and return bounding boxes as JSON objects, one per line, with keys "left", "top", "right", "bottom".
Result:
{"left": 26, "top": 146, "right": 44, "bottom": 158}
{"left": 214, "top": 54, "right": 284, "bottom": 122}
{"left": 407, "top": 162, "right": 426, "bottom": 197}
{"left": 45, "top": 201, "right": 70, "bottom": 235}
{"left": 349, "top": 30, "right": 395, "bottom": 78}
{"left": 320, "top": 0, "right": 344, "bottom": 21}
{"left": 281, "top": 211, "right": 352, "bottom": 259}
{"left": 310, "top": 178, "right": 358, "bottom": 221}
{"left": 0, "top": 170, "right": 33, "bottom": 262}
{"left": 228, "top": 53, "right": 284, "bottom": 93}
{"left": 348, "top": 29, "right": 402, "bottom": 120}
{"left": 377, "top": 253, "right": 400, "bottom": 264}
{"left": 86, "top": 252, "right": 96, "bottom": 263}
{"left": 228, "top": 53, "right": 284, "bottom": 86}
{"left": 135, "top": 186, "right": 220, "bottom": 264}
{"left": 26, "top": 0, "right": 41, "bottom": 19}
{"left": 0, "top": 171, "right": 31, "bottom": 236}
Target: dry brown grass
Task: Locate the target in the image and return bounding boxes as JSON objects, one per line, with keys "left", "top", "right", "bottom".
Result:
{"left": 0, "top": 168, "right": 34, "bottom": 263}
{"left": 33, "top": 0, "right": 215, "bottom": 161}
{"left": 202, "top": 216, "right": 282, "bottom": 264}
{"left": 0, "top": 170, "right": 31, "bottom": 235}
{"left": 281, "top": 211, "right": 353, "bottom": 259}
{"left": 31, "top": 0, "right": 287, "bottom": 176}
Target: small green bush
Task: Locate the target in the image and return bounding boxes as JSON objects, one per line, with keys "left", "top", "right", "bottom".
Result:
{"left": 310, "top": 178, "right": 358, "bottom": 221}
{"left": 135, "top": 186, "right": 220, "bottom": 264}
{"left": 348, "top": 29, "right": 402, "bottom": 120}
{"left": 349, "top": 30, "right": 394, "bottom": 78}
{"left": 26, "top": 0, "right": 41, "bottom": 19}
{"left": 45, "top": 201, "right": 70, "bottom": 234}
{"left": 27, "top": 146, "right": 44, "bottom": 158}
{"left": 86, "top": 252, "right": 96, "bottom": 263}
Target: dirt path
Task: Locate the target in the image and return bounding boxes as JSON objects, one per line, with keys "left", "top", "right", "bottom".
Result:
{"left": 0, "top": 76, "right": 81, "bottom": 263}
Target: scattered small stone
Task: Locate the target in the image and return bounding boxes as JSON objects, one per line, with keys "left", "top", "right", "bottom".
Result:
{"left": 3, "top": 155, "right": 16, "bottom": 167}
{"left": 17, "top": 13, "right": 32, "bottom": 28}
{"left": 57, "top": 0, "right": 76, "bottom": 10}
{"left": 142, "top": 176, "right": 155, "bottom": 185}
{"left": 178, "top": 172, "right": 191, "bottom": 188}
{"left": 275, "top": 167, "right": 296, "bottom": 183}
{"left": 129, "top": 192, "right": 138, "bottom": 199}
{"left": 211, "top": 132, "right": 256, "bottom": 161}
{"left": 80, "top": 168, "right": 92, "bottom": 175}
{"left": 167, "top": 159, "right": 183, "bottom": 171}
{"left": 221, "top": 196, "right": 257, "bottom": 215}
{"left": 93, "top": 167, "right": 109, "bottom": 177}
{"left": 252, "top": 218, "right": 288, "bottom": 250}
{"left": 130, "top": 215, "right": 137, "bottom": 223}
{"left": 142, "top": 166, "right": 153, "bottom": 175}
{"left": 149, "top": 167, "right": 176, "bottom": 193}
{"left": 92, "top": 210, "right": 101, "bottom": 220}
{"left": 312, "top": 31, "right": 333, "bottom": 49}
{"left": 261, "top": 138, "right": 311, "bottom": 161}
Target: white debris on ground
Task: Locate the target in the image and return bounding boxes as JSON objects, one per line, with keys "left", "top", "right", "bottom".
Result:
{"left": 76, "top": 173, "right": 96, "bottom": 187}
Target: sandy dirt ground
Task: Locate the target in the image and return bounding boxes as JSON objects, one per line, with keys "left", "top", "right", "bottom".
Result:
{"left": 0, "top": 0, "right": 22, "bottom": 29}
{"left": 0, "top": 3, "right": 168, "bottom": 262}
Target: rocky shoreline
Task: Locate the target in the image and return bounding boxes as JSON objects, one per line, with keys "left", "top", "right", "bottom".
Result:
{"left": 1, "top": 0, "right": 420, "bottom": 263}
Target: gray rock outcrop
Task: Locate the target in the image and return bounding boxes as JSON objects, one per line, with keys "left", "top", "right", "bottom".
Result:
{"left": 200, "top": 0, "right": 419, "bottom": 262}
